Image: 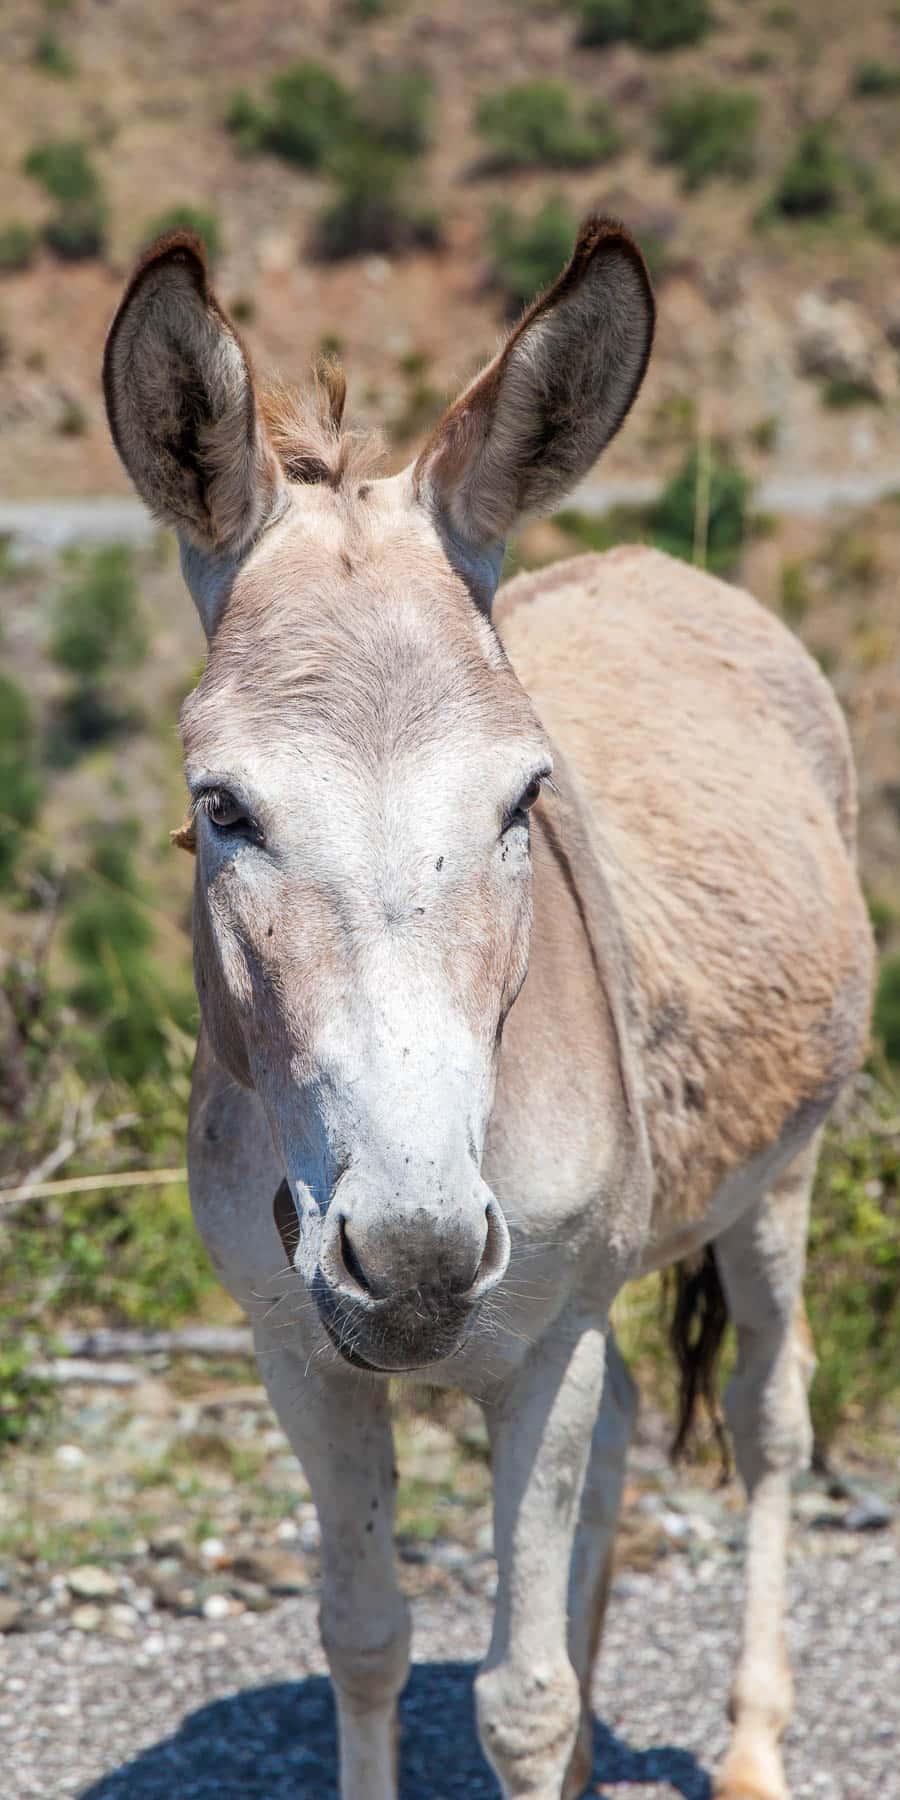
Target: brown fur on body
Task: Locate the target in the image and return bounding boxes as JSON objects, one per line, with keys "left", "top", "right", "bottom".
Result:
{"left": 496, "top": 547, "right": 874, "bottom": 1264}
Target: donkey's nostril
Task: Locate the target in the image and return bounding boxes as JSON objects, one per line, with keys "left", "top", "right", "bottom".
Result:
{"left": 468, "top": 1198, "right": 511, "bottom": 1301}
{"left": 338, "top": 1216, "right": 372, "bottom": 1295}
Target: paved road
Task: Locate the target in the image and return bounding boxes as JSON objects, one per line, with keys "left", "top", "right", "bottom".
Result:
{"left": 3, "top": 1536, "right": 896, "bottom": 1800}
{"left": 3, "top": 466, "right": 900, "bottom": 555}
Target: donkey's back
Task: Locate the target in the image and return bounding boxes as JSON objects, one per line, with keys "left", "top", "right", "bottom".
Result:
{"left": 498, "top": 543, "right": 873, "bottom": 1263}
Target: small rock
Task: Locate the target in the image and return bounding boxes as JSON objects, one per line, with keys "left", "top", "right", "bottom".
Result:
{"left": 67, "top": 1565, "right": 119, "bottom": 1600}
{"left": 229, "top": 1580, "right": 274, "bottom": 1613}
{"left": 843, "top": 1493, "right": 893, "bottom": 1532}
{"left": 70, "top": 1603, "right": 103, "bottom": 1632}
{"left": 794, "top": 290, "right": 898, "bottom": 402}
{"left": 202, "top": 1593, "right": 238, "bottom": 1622}
{"left": 105, "top": 1603, "right": 139, "bottom": 1640}
{"left": 231, "top": 1549, "right": 307, "bottom": 1595}
{"left": 54, "top": 1444, "right": 85, "bottom": 1470}
{"left": 297, "top": 1518, "right": 320, "bottom": 1554}
{"left": 429, "top": 1541, "right": 469, "bottom": 1572}
{"left": 149, "top": 1527, "right": 187, "bottom": 1558}
{"left": 0, "top": 1598, "right": 25, "bottom": 1634}
{"left": 275, "top": 1520, "right": 299, "bottom": 1543}
{"left": 198, "top": 1537, "right": 230, "bottom": 1567}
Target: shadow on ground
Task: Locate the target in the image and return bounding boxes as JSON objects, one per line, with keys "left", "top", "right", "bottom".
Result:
{"left": 80, "top": 1660, "right": 712, "bottom": 1798}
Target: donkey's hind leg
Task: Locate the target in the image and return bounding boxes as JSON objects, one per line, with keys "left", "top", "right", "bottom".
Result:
{"left": 563, "top": 1329, "right": 637, "bottom": 1800}
{"left": 713, "top": 1136, "right": 819, "bottom": 1800}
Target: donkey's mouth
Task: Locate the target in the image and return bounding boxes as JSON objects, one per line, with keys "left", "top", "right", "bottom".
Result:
{"left": 315, "top": 1280, "right": 476, "bottom": 1373}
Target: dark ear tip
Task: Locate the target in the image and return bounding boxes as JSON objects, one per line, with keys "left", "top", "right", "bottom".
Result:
{"left": 131, "top": 227, "right": 209, "bottom": 288}
{"left": 573, "top": 213, "right": 651, "bottom": 281}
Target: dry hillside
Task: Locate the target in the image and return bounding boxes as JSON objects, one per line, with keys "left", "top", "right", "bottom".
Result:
{"left": 1, "top": 0, "right": 900, "bottom": 494}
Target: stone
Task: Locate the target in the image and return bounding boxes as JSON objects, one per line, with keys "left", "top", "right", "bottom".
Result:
{"left": 202, "top": 1593, "right": 241, "bottom": 1622}
{"left": 54, "top": 1444, "right": 85, "bottom": 1470}
{"left": 794, "top": 291, "right": 898, "bottom": 402}
{"left": 149, "top": 1526, "right": 187, "bottom": 1558}
{"left": 198, "top": 1537, "right": 230, "bottom": 1567}
{"left": 0, "top": 1598, "right": 24, "bottom": 1634}
{"left": 297, "top": 1517, "right": 320, "bottom": 1554}
{"left": 843, "top": 1493, "right": 893, "bottom": 1532}
{"left": 67, "top": 1565, "right": 119, "bottom": 1600}
{"left": 70, "top": 1604, "right": 103, "bottom": 1632}
{"left": 105, "top": 1603, "right": 139, "bottom": 1640}
{"left": 231, "top": 1549, "right": 307, "bottom": 1595}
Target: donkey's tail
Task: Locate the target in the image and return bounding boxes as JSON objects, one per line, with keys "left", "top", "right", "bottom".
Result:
{"left": 668, "top": 1245, "right": 731, "bottom": 1473}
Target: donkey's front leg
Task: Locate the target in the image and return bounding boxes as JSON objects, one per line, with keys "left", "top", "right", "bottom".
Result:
{"left": 255, "top": 1338, "right": 410, "bottom": 1800}
{"left": 477, "top": 1316, "right": 607, "bottom": 1800}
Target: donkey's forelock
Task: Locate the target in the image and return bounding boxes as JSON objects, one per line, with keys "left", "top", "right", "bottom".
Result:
{"left": 260, "top": 362, "right": 385, "bottom": 491}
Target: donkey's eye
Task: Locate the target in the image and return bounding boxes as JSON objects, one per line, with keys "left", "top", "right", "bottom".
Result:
{"left": 502, "top": 776, "right": 544, "bottom": 833}
{"left": 201, "top": 789, "right": 256, "bottom": 835}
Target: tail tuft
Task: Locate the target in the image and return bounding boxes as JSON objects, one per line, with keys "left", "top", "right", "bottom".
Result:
{"left": 668, "top": 1245, "right": 731, "bottom": 1474}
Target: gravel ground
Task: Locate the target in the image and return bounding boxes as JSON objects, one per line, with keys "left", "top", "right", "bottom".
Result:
{"left": 2, "top": 1536, "right": 897, "bottom": 1800}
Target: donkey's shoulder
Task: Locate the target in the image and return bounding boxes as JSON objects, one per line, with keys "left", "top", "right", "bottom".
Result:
{"left": 498, "top": 544, "right": 856, "bottom": 848}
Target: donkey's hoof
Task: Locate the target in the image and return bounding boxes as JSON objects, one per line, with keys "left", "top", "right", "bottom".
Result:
{"left": 715, "top": 1743, "right": 790, "bottom": 1800}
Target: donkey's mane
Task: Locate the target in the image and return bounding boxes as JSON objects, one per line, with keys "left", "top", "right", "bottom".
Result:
{"left": 261, "top": 362, "right": 385, "bottom": 490}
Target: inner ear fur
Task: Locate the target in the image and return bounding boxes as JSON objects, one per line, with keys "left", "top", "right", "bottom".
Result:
{"left": 414, "top": 215, "right": 655, "bottom": 549}
{"left": 103, "top": 231, "right": 284, "bottom": 555}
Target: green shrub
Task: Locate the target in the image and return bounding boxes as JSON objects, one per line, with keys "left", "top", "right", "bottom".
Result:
{"left": 769, "top": 123, "right": 846, "bottom": 219}
{"left": 51, "top": 544, "right": 144, "bottom": 681}
{"left": 475, "top": 80, "right": 621, "bottom": 170}
{"left": 574, "top": 0, "right": 711, "bottom": 52}
{"left": 853, "top": 60, "right": 900, "bottom": 96}
{"left": 807, "top": 1090, "right": 900, "bottom": 1447}
{"left": 356, "top": 66, "right": 434, "bottom": 156}
{"left": 650, "top": 445, "right": 752, "bottom": 573}
{"left": 0, "top": 1343, "right": 54, "bottom": 1447}
{"left": 315, "top": 145, "right": 439, "bottom": 259}
{"left": 779, "top": 559, "right": 812, "bottom": 623}
{"left": 64, "top": 822, "right": 195, "bottom": 1084}
{"left": 143, "top": 204, "right": 222, "bottom": 262}
{"left": 23, "top": 138, "right": 107, "bottom": 260}
{"left": 488, "top": 196, "right": 576, "bottom": 312}
{"left": 823, "top": 378, "right": 880, "bottom": 410}
{"left": 560, "top": 447, "right": 753, "bottom": 575}
{"left": 43, "top": 202, "right": 106, "bottom": 259}
{"left": 224, "top": 86, "right": 267, "bottom": 153}
{"left": 656, "top": 86, "right": 759, "bottom": 189}
{"left": 0, "top": 220, "right": 37, "bottom": 273}
{"left": 874, "top": 955, "right": 900, "bottom": 1064}
{"left": 866, "top": 190, "right": 900, "bottom": 244}
{"left": 0, "top": 674, "right": 43, "bottom": 887}
{"left": 33, "top": 29, "right": 76, "bottom": 76}
{"left": 24, "top": 138, "right": 98, "bottom": 206}
{"left": 227, "top": 62, "right": 353, "bottom": 168}
{"left": 573, "top": 0, "right": 632, "bottom": 43}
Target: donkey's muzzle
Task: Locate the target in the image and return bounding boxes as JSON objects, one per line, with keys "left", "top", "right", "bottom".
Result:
{"left": 313, "top": 1190, "right": 510, "bottom": 1371}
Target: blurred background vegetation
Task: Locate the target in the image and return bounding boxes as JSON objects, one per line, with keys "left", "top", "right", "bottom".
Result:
{"left": 0, "top": 0, "right": 898, "bottom": 1501}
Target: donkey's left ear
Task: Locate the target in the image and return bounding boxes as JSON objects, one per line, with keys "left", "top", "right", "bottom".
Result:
{"left": 414, "top": 216, "right": 654, "bottom": 560}
{"left": 103, "top": 232, "right": 285, "bottom": 562}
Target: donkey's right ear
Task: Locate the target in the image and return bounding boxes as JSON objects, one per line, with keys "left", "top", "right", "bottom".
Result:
{"left": 103, "top": 233, "right": 285, "bottom": 567}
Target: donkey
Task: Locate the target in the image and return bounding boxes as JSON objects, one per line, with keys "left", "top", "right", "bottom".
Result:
{"left": 102, "top": 218, "right": 873, "bottom": 1800}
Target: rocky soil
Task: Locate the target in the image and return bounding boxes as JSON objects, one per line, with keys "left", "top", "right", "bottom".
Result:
{"left": 0, "top": 1355, "right": 896, "bottom": 1797}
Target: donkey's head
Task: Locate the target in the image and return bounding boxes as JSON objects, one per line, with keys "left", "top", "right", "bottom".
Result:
{"left": 103, "top": 219, "right": 653, "bottom": 1371}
